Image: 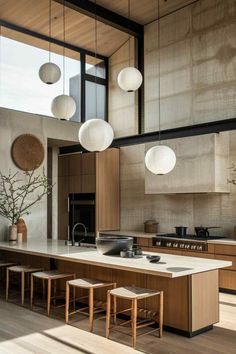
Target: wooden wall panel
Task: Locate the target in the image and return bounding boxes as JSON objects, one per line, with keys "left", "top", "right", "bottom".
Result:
{"left": 191, "top": 270, "right": 219, "bottom": 331}
{"left": 96, "top": 148, "right": 120, "bottom": 232}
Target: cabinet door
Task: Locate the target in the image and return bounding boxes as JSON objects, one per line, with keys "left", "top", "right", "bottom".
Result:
{"left": 58, "top": 155, "right": 69, "bottom": 177}
{"left": 96, "top": 148, "right": 120, "bottom": 231}
{"left": 69, "top": 154, "right": 82, "bottom": 176}
{"left": 69, "top": 175, "right": 82, "bottom": 193}
{"left": 82, "top": 174, "right": 96, "bottom": 193}
{"left": 58, "top": 176, "right": 69, "bottom": 240}
{"left": 82, "top": 153, "right": 96, "bottom": 175}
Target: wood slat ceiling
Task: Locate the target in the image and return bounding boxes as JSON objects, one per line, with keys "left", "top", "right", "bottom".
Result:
{"left": 0, "top": 0, "right": 198, "bottom": 58}
{"left": 0, "top": 0, "right": 129, "bottom": 57}
{"left": 97, "top": 0, "right": 198, "bottom": 25}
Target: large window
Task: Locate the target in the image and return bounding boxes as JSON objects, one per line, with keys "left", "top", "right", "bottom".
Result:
{"left": 0, "top": 28, "right": 108, "bottom": 122}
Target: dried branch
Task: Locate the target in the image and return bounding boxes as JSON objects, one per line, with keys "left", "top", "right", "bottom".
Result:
{"left": 0, "top": 169, "right": 53, "bottom": 225}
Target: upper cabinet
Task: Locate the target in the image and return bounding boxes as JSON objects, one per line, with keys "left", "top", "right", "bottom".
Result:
{"left": 145, "top": 133, "right": 230, "bottom": 194}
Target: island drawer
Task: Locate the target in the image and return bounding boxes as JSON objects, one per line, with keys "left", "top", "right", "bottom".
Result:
{"left": 219, "top": 270, "right": 236, "bottom": 290}
{"left": 214, "top": 244, "right": 236, "bottom": 256}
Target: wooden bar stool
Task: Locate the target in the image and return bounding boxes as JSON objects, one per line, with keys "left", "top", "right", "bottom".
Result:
{"left": 6, "top": 265, "right": 43, "bottom": 305}
{"left": 106, "top": 286, "right": 163, "bottom": 349}
{"left": 0, "top": 260, "right": 16, "bottom": 286}
{"left": 65, "top": 278, "right": 116, "bottom": 332}
{"left": 31, "top": 270, "right": 75, "bottom": 316}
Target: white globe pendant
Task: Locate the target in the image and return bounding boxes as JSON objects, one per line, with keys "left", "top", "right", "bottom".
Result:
{"left": 39, "top": 62, "right": 61, "bottom": 84}
{"left": 51, "top": 94, "right": 76, "bottom": 120}
{"left": 79, "top": 119, "right": 114, "bottom": 152}
{"left": 145, "top": 145, "right": 176, "bottom": 175}
{"left": 117, "top": 66, "right": 143, "bottom": 92}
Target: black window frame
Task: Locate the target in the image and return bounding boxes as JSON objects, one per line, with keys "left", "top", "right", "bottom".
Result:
{"left": 0, "top": 19, "right": 109, "bottom": 123}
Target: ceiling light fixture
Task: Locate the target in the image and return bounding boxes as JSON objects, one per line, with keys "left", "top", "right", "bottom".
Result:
{"left": 39, "top": 0, "right": 61, "bottom": 84}
{"left": 145, "top": 0, "right": 176, "bottom": 175}
{"left": 117, "top": 0, "right": 143, "bottom": 92}
{"left": 78, "top": 0, "right": 114, "bottom": 151}
{"left": 51, "top": 1, "right": 76, "bottom": 120}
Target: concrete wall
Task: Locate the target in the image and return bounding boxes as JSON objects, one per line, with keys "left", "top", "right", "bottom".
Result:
{"left": 144, "top": 0, "right": 236, "bottom": 132}
{"left": 120, "top": 131, "right": 236, "bottom": 237}
{"left": 116, "top": 0, "right": 236, "bottom": 237}
{"left": 108, "top": 37, "right": 139, "bottom": 137}
{"left": 0, "top": 107, "right": 79, "bottom": 241}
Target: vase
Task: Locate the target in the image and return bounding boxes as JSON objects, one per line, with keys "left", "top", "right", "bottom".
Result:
{"left": 9, "top": 225, "right": 17, "bottom": 241}
{"left": 16, "top": 218, "right": 27, "bottom": 242}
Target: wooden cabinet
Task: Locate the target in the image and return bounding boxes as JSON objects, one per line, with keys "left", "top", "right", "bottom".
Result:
{"left": 58, "top": 148, "right": 120, "bottom": 239}
{"left": 145, "top": 132, "right": 230, "bottom": 194}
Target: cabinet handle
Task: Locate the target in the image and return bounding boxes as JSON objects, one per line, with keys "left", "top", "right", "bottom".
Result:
{"left": 67, "top": 197, "right": 70, "bottom": 213}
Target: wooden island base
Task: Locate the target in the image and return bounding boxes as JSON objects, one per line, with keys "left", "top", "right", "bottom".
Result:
{"left": 0, "top": 250, "right": 219, "bottom": 337}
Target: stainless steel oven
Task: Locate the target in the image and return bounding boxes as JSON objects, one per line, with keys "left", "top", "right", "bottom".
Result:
{"left": 69, "top": 193, "right": 95, "bottom": 244}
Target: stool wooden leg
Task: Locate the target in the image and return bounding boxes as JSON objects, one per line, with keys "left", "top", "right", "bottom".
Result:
{"left": 47, "top": 279, "right": 51, "bottom": 316}
{"left": 159, "top": 291, "right": 164, "bottom": 338}
{"left": 65, "top": 282, "right": 70, "bottom": 324}
{"left": 132, "top": 299, "right": 138, "bottom": 349}
{"left": 113, "top": 283, "right": 117, "bottom": 325}
{"left": 106, "top": 290, "right": 111, "bottom": 338}
{"left": 30, "top": 274, "right": 34, "bottom": 309}
{"left": 73, "top": 274, "right": 76, "bottom": 310}
{"left": 21, "top": 272, "right": 25, "bottom": 305}
{"left": 53, "top": 280, "right": 56, "bottom": 306}
{"left": 42, "top": 279, "right": 45, "bottom": 299}
{"left": 6, "top": 268, "right": 9, "bottom": 301}
{"left": 89, "top": 288, "right": 94, "bottom": 332}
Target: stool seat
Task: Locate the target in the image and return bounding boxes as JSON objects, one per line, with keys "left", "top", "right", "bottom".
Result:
{"left": 8, "top": 265, "right": 42, "bottom": 273}
{"left": 31, "top": 270, "right": 75, "bottom": 316}
{"left": 32, "top": 270, "right": 73, "bottom": 280}
{"left": 106, "top": 287, "right": 164, "bottom": 349}
{"left": 0, "top": 261, "right": 16, "bottom": 267}
{"left": 68, "top": 278, "right": 114, "bottom": 289}
{"left": 110, "top": 286, "right": 161, "bottom": 300}
{"left": 6, "top": 265, "right": 43, "bottom": 305}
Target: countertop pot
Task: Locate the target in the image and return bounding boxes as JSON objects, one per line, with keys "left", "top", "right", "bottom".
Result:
{"left": 175, "top": 226, "right": 188, "bottom": 237}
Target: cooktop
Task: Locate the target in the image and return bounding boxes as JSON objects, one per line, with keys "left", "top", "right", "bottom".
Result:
{"left": 156, "top": 233, "right": 226, "bottom": 241}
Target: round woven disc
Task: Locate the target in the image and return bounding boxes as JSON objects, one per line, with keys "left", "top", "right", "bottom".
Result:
{"left": 11, "top": 134, "right": 44, "bottom": 171}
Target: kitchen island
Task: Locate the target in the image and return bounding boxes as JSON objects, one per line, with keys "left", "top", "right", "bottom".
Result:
{"left": 0, "top": 240, "right": 231, "bottom": 337}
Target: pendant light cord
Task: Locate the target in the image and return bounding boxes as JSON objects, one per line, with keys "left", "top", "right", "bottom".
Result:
{"left": 158, "top": 0, "right": 161, "bottom": 144}
{"left": 49, "top": 0, "right": 51, "bottom": 62}
{"left": 63, "top": 0, "right": 66, "bottom": 95}
{"left": 94, "top": 0, "right": 98, "bottom": 118}
{"left": 128, "top": 0, "right": 131, "bottom": 67}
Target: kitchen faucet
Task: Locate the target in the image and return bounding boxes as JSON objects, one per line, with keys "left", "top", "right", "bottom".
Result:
{"left": 72, "top": 222, "right": 87, "bottom": 246}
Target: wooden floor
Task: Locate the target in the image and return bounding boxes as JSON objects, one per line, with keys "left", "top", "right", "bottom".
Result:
{"left": 0, "top": 293, "right": 235, "bottom": 354}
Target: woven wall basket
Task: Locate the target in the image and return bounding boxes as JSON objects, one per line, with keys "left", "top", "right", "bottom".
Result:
{"left": 11, "top": 134, "right": 44, "bottom": 171}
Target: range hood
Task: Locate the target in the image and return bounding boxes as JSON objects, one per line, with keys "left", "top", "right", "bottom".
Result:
{"left": 145, "top": 132, "right": 230, "bottom": 194}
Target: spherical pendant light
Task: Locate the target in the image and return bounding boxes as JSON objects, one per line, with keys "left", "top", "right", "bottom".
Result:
{"left": 39, "top": 62, "right": 61, "bottom": 84}
{"left": 117, "top": 66, "right": 143, "bottom": 92}
{"left": 145, "top": 145, "right": 176, "bottom": 175}
{"left": 51, "top": 94, "right": 76, "bottom": 120}
{"left": 78, "top": 119, "right": 114, "bottom": 152}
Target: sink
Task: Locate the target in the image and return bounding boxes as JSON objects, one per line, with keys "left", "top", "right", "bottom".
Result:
{"left": 96, "top": 236, "right": 133, "bottom": 255}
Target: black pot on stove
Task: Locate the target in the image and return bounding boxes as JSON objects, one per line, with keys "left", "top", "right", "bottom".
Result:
{"left": 175, "top": 226, "right": 188, "bottom": 237}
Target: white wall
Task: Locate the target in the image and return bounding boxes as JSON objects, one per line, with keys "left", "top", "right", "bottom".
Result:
{"left": 0, "top": 107, "right": 79, "bottom": 241}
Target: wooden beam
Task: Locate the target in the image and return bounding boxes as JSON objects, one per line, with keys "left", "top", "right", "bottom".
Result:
{"left": 54, "top": 0, "right": 144, "bottom": 38}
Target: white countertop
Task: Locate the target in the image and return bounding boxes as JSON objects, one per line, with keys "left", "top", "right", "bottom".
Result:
{"left": 0, "top": 240, "right": 231, "bottom": 278}
{"left": 100, "top": 230, "right": 236, "bottom": 245}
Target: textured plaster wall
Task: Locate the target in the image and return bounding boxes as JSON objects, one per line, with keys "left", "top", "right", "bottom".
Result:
{"left": 0, "top": 107, "right": 79, "bottom": 241}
